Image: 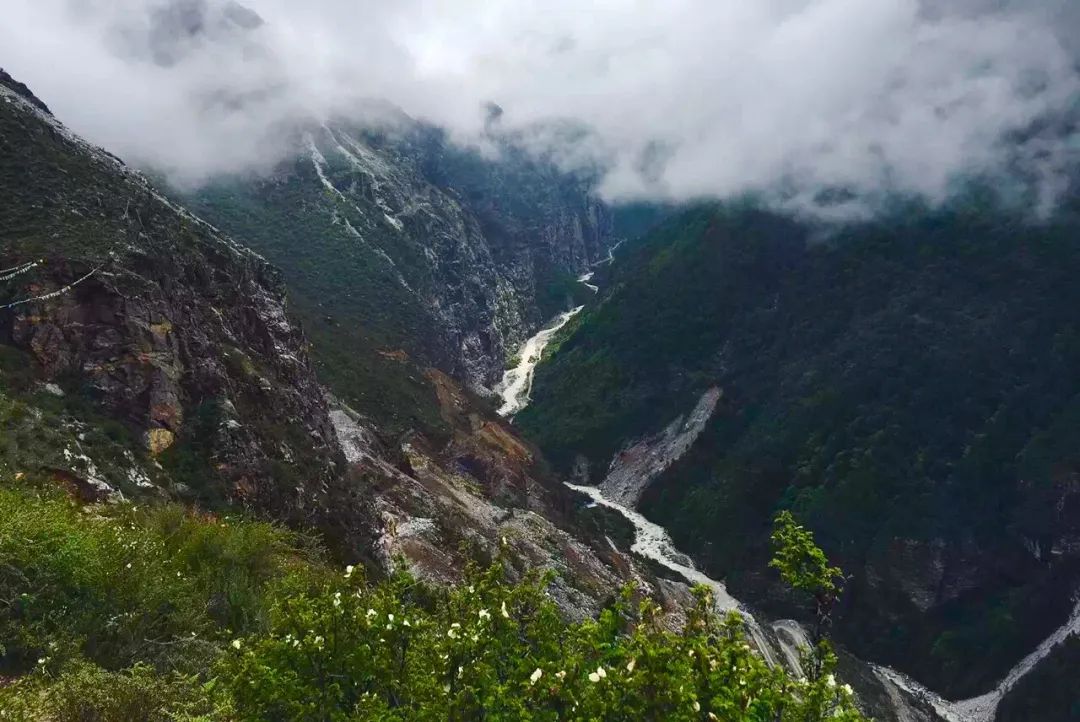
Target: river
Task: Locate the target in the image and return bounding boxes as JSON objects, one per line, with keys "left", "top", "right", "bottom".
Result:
{"left": 494, "top": 305, "right": 584, "bottom": 417}
{"left": 498, "top": 242, "right": 1080, "bottom": 719}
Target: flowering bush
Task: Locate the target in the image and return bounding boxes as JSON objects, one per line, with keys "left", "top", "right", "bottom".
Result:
{"left": 0, "top": 478, "right": 866, "bottom": 721}
{"left": 224, "top": 561, "right": 865, "bottom": 721}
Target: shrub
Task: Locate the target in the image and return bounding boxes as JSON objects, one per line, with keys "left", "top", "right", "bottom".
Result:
{"left": 0, "top": 479, "right": 866, "bottom": 721}
{"left": 223, "top": 560, "right": 865, "bottom": 721}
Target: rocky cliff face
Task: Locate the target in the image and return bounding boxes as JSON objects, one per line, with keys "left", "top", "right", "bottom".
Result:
{"left": 328, "top": 365, "right": 695, "bottom": 621}
{"left": 182, "top": 118, "right": 612, "bottom": 393}
{"left": 0, "top": 76, "right": 370, "bottom": 550}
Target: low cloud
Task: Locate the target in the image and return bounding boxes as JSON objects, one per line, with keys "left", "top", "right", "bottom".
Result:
{"left": 3, "top": 0, "right": 1079, "bottom": 212}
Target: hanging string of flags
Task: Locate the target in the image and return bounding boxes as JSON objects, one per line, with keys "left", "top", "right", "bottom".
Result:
{"left": 0, "top": 263, "right": 102, "bottom": 311}
{"left": 0, "top": 260, "right": 42, "bottom": 283}
{"left": 1, "top": 193, "right": 147, "bottom": 312}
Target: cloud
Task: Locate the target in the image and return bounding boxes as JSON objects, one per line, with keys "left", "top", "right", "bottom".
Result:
{"left": 2, "top": 0, "right": 1078, "bottom": 211}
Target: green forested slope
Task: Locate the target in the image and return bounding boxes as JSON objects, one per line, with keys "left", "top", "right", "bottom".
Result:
{"left": 520, "top": 201, "right": 1080, "bottom": 696}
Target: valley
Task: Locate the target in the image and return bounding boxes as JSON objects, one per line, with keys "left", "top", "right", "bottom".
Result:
{"left": 3, "top": 0, "right": 1080, "bottom": 715}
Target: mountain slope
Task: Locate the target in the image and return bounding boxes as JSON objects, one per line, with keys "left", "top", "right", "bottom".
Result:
{"left": 520, "top": 202, "right": 1080, "bottom": 698}
{"left": 180, "top": 118, "right": 610, "bottom": 409}
{"left": 0, "top": 75, "right": 376, "bottom": 554}
{"left": 0, "top": 69, "right": 696, "bottom": 632}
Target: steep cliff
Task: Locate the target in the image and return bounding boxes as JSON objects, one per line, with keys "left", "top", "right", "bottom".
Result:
{"left": 0, "top": 78, "right": 377, "bottom": 554}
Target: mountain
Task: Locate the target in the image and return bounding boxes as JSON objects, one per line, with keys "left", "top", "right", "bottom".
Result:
{"left": 0, "top": 70, "right": 363, "bottom": 549}
{"left": 0, "top": 68, "right": 686, "bottom": 627}
{"left": 179, "top": 117, "right": 610, "bottom": 410}
{"left": 520, "top": 201, "right": 1080, "bottom": 704}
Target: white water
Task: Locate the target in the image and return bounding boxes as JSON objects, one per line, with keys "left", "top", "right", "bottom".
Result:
{"left": 772, "top": 618, "right": 814, "bottom": 679}
{"left": 494, "top": 255, "right": 614, "bottom": 417}
{"left": 578, "top": 271, "right": 599, "bottom": 293}
{"left": 595, "top": 238, "right": 626, "bottom": 266}
{"left": 567, "top": 479, "right": 1080, "bottom": 720}
{"left": 566, "top": 482, "right": 782, "bottom": 668}
{"left": 873, "top": 596, "right": 1080, "bottom": 722}
{"left": 510, "top": 234, "right": 1080, "bottom": 718}
{"left": 494, "top": 305, "right": 584, "bottom": 417}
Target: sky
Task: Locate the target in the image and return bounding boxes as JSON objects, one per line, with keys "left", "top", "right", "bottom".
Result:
{"left": 3, "top": 0, "right": 1079, "bottom": 214}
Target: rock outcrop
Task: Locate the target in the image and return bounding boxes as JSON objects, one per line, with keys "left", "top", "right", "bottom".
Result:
{"left": 0, "top": 78, "right": 371, "bottom": 552}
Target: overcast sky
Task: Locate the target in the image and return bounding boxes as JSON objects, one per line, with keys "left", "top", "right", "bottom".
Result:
{"left": 3, "top": 0, "right": 1079, "bottom": 213}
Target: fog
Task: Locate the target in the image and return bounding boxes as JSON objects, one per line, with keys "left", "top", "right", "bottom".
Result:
{"left": 3, "top": 0, "right": 1078, "bottom": 213}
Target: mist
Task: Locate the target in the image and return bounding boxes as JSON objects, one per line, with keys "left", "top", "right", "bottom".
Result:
{"left": 2, "top": 0, "right": 1079, "bottom": 213}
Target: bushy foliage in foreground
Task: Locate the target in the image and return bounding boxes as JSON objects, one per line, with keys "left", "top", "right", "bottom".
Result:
{"left": 0, "top": 480, "right": 864, "bottom": 721}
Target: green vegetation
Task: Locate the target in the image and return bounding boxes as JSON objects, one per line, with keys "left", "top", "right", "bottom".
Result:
{"left": 770, "top": 511, "right": 844, "bottom": 649}
{"left": 0, "top": 477, "right": 865, "bottom": 721}
{"left": 182, "top": 166, "right": 452, "bottom": 441}
{"left": 181, "top": 125, "right": 608, "bottom": 437}
{"left": 0, "top": 478, "right": 326, "bottom": 720}
{"left": 519, "top": 201, "right": 1080, "bottom": 696}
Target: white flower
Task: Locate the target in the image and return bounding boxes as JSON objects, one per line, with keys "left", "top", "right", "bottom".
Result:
{"left": 841, "top": 683, "right": 853, "bottom": 696}
{"left": 125, "top": 563, "right": 132, "bottom": 569}
{"left": 478, "top": 609, "right": 491, "bottom": 621}
{"left": 388, "top": 614, "right": 395, "bottom": 622}
{"left": 529, "top": 668, "right": 543, "bottom": 684}
{"left": 501, "top": 601, "right": 510, "bottom": 619}
{"left": 344, "top": 565, "right": 355, "bottom": 577}
{"left": 556, "top": 670, "right": 566, "bottom": 680}
{"left": 37, "top": 658, "right": 46, "bottom": 665}
{"left": 826, "top": 674, "right": 836, "bottom": 688}
{"left": 468, "top": 585, "right": 475, "bottom": 593}
{"left": 366, "top": 608, "right": 377, "bottom": 618}
{"left": 403, "top": 619, "right": 411, "bottom": 627}
{"left": 314, "top": 635, "right": 324, "bottom": 647}
{"left": 626, "top": 658, "right": 636, "bottom": 673}
{"left": 588, "top": 672, "right": 601, "bottom": 683}
{"left": 692, "top": 701, "right": 701, "bottom": 712}
{"left": 443, "top": 683, "right": 451, "bottom": 693}
{"left": 231, "top": 639, "right": 242, "bottom": 650}
{"left": 596, "top": 666, "right": 607, "bottom": 679}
